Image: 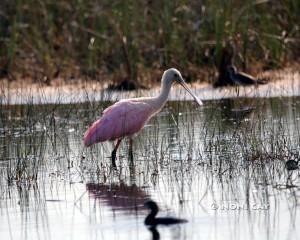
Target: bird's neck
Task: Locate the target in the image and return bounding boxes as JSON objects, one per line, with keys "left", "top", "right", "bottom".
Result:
{"left": 145, "top": 208, "right": 158, "bottom": 223}
{"left": 152, "top": 79, "right": 173, "bottom": 112}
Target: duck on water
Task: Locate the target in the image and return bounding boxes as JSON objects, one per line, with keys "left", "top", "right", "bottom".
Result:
{"left": 144, "top": 200, "right": 187, "bottom": 226}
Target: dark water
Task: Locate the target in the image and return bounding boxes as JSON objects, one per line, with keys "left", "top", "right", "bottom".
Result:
{"left": 0, "top": 97, "right": 300, "bottom": 240}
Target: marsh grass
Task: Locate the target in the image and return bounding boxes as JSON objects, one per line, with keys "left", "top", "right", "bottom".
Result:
{"left": 0, "top": 93, "right": 299, "bottom": 225}
{"left": 0, "top": 1, "right": 299, "bottom": 83}
{"left": 1, "top": 90, "right": 300, "bottom": 240}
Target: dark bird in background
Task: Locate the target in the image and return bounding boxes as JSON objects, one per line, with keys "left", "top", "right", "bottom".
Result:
{"left": 214, "top": 42, "right": 236, "bottom": 87}
{"left": 227, "top": 66, "right": 267, "bottom": 85}
{"left": 214, "top": 41, "right": 268, "bottom": 87}
{"left": 144, "top": 200, "right": 187, "bottom": 226}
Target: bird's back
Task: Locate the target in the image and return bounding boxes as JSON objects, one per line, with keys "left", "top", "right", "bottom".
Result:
{"left": 233, "top": 72, "right": 256, "bottom": 85}
{"left": 145, "top": 216, "right": 187, "bottom": 226}
{"left": 83, "top": 100, "right": 154, "bottom": 146}
{"left": 232, "top": 72, "right": 266, "bottom": 85}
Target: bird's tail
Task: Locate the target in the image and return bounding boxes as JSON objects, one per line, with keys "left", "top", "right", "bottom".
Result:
{"left": 83, "top": 119, "right": 101, "bottom": 147}
{"left": 83, "top": 128, "right": 93, "bottom": 147}
{"left": 256, "top": 77, "right": 268, "bottom": 85}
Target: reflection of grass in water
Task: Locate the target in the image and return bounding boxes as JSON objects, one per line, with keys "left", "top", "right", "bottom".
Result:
{"left": 0, "top": 96, "right": 300, "bottom": 240}
{"left": 0, "top": 97, "right": 299, "bottom": 214}
{"left": 158, "top": 99, "right": 299, "bottom": 203}
{"left": 0, "top": 102, "right": 47, "bottom": 185}
{"left": 0, "top": 89, "right": 111, "bottom": 186}
{"left": 0, "top": 97, "right": 300, "bottom": 240}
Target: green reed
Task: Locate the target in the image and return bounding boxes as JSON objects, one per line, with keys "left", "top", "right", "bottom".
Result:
{"left": 0, "top": 1, "right": 299, "bottom": 83}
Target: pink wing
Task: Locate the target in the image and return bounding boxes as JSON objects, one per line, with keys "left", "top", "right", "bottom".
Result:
{"left": 83, "top": 100, "right": 154, "bottom": 147}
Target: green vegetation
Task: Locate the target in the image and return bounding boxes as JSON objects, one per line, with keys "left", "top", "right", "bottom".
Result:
{"left": 0, "top": 0, "right": 299, "bottom": 84}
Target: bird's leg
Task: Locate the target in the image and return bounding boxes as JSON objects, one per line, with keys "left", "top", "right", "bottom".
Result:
{"left": 129, "top": 138, "right": 133, "bottom": 163}
{"left": 112, "top": 139, "right": 122, "bottom": 168}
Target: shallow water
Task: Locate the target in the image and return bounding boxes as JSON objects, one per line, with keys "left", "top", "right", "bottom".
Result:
{"left": 1, "top": 97, "right": 300, "bottom": 240}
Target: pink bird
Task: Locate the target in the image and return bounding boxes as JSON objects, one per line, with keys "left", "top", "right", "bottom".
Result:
{"left": 83, "top": 68, "right": 203, "bottom": 167}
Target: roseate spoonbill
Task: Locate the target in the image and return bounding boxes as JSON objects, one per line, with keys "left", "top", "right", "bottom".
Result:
{"left": 83, "top": 68, "right": 203, "bottom": 167}
{"left": 227, "top": 66, "right": 266, "bottom": 85}
{"left": 144, "top": 200, "right": 187, "bottom": 226}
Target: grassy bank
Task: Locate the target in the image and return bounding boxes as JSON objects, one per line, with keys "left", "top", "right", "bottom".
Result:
{"left": 0, "top": 0, "right": 299, "bottom": 86}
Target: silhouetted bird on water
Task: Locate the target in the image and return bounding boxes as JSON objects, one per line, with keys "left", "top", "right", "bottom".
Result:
{"left": 227, "top": 66, "right": 267, "bottom": 86}
{"left": 144, "top": 200, "right": 187, "bottom": 226}
{"left": 285, "top": 159, "right": 299, "bottom": 171}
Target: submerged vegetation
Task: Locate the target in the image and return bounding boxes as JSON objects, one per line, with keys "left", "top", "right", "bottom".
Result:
{"left": 0, "top": 0, "right": 300, "bottom": 85}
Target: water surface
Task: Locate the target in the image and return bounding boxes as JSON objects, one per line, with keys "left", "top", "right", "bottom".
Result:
{"left": 0, "top": 97, "right": 300, "bottom": 240}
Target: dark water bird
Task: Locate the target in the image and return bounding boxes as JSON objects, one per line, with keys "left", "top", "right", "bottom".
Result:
{"left": 227, "top": 66, "right": 267, "bottom": 86}
{"left": 214, "top": 41, "right": 236, "bottom": 87}
{"left": 148, "top": 226, "right": 160, "bottom": 240}
{"left": 285, "top": 159, "right": 299, "bottom": 171}
{"left": 144, "top": 200, "right": 188, "bottom": 226}
{"left": 83, "top": 68, "right": 203, "bottom": 167}
{"left": 214, "top": 41, "right": 268, "bottom": 87}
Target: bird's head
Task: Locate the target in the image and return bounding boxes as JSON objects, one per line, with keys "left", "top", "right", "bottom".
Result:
{"left": 162, "top": 68, "right": 185, "bottom": 84}
{"left": 162, "top": 68, "right": 203, "bottom": 106}
{"left": 227, "top": 66, "right": 237, "bottom": 76}
{"left": 144, "top": 200, "right": 159, "bottom": 214}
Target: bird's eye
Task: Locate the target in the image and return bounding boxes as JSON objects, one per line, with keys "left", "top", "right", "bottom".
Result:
{"left": 174, "top": 73, "right": 178, "bottom": 77}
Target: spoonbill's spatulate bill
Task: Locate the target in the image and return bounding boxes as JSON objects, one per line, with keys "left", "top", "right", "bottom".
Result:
{"left": 83, "top": 68, "right": 203, "bottom": 167}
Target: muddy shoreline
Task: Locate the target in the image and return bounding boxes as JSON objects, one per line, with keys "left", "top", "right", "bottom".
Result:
{"left": 1, "top": 68, "right": 299, "bottom": 105}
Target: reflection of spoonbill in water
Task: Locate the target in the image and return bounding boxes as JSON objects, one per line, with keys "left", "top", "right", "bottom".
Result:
{"left": 86, "top": 182, "right": 149, "bottom": 212}
{"left": 83, "top": 68, "right": 203, "bottom": 167}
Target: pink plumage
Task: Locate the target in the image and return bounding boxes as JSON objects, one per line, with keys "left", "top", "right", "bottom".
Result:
{"left": 83, "top": 68, "right": 203, "bottom": 167}
{"left": 84, "top": 100, "right": 154, "bottom": 147}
